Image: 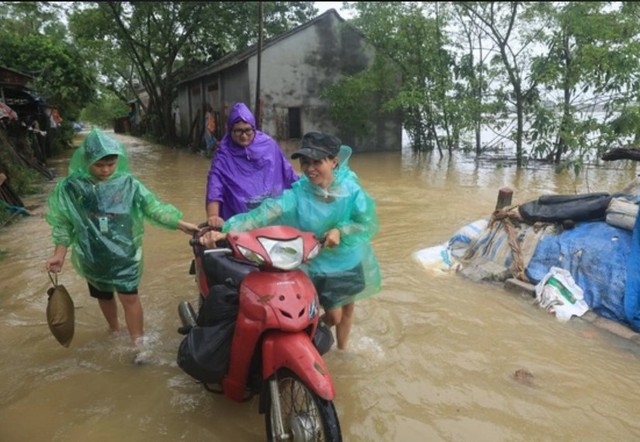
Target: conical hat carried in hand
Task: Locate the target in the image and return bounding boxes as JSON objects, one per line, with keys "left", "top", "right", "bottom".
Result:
{"left": 46, "top": 272, "right": 75, "bottom": 347}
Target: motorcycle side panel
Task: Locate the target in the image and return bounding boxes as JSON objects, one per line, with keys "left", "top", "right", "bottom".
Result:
{"left": 262, "top": 331, "right": 335, "bottom": 400}
{"left": 222, "top": 271, "right": 321, "bottom": 402}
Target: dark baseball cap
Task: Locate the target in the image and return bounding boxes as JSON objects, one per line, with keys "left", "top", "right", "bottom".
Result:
{"left": 291, "top": 132, "right": 341, "bottom": 160}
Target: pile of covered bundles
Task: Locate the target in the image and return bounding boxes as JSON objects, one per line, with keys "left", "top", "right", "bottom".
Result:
{"left": 449, "top": 190, "right": 640, "bottom": 332}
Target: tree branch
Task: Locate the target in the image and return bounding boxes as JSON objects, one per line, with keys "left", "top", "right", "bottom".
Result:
{"left": 601, "top": 146, "right": 640, "bottom": 161}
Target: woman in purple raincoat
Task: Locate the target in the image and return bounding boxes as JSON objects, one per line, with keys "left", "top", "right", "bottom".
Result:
{"left": 205, "top": 102, "right": 299, "bottom": 227}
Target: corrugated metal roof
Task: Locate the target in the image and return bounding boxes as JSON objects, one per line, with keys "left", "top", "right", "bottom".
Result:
{"left": 0, "top": 66, "right": 34, "bottom": 88}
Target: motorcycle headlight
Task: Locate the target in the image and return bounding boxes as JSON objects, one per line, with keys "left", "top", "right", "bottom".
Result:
{"left": 258, "top": 236, "right": 303, "bottom": 270}
{"left": 237, "top": 245, "right": 266, "bottom": 265}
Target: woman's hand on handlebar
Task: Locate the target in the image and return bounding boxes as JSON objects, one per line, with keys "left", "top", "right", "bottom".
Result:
{"left": 199, "top": 230, "right": 228, "bottom": 248}
{"left": 207, "top": 215, "right": 225, "bottom": 229}
{"left": 323, "top": 228, "right": 341, "bottom": 248}
{"left": 188, "top": 223, "right": 217, "bottom": 246}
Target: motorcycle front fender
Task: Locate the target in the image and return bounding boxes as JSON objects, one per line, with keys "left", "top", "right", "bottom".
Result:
{"left": 262, "top": 331, "right": 335, "bottom": 401}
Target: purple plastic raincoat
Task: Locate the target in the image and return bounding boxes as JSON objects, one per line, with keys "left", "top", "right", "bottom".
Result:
{"left": 205, "top": 103, "right": 298, "bottom": 219}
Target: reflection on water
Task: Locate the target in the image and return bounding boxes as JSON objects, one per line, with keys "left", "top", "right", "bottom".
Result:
{"left": 1, "top": 133, "right": 640, "bottom": 441}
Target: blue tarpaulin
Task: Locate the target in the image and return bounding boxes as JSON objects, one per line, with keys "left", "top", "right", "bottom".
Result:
{"left": 525, "top": 221, "right": 636, "bottom": 329}
{"left": 624, "top": 215, "right": 640, "bottom": 331}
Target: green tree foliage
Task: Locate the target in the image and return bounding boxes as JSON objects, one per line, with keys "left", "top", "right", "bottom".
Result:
{"left": 0, "top": 2, "right": 67, "bottom": 41}
{"left": 525, "top": 1, "right": 640, "bottom": 173}
{"left": 341, "top": 2, "right": 464, "bottom": 152}
{"left": 322, "top": 56, "right": 400, "bottom": 140}
{"left": 0, "top": 2, "right": 96, "bottom": 120}
{"left": 450, "top": 3, "right": 510, "bottom": 156}
{"left": 80, "top": 88, "right": 129, "bottom": 129}
{"left": 457, "top": 2, "right": 548, "bottom": 168}
{"left": 335, "top": 1, "right": 640, "bottom": 169}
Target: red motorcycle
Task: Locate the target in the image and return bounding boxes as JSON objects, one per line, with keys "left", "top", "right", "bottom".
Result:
{"left": 177, "top": 224, "right": 342, "bottom": 441}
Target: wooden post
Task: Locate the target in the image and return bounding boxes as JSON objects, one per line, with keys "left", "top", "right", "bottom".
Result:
{"left": 254, "top": 2, "right": 263, "bottom": 130}
{"left": 496, "top": 187, "right": 513, "bottom": 210}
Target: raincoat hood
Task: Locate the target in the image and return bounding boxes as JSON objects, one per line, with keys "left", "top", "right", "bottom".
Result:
{"left": 68, "top": 128, "right": 129, "bottom": 178}
{"left": 226, "top": 102, "right": 256, "bottom": 132}
{"left": 219, "top": 102, "right": 275, "bottom": 156}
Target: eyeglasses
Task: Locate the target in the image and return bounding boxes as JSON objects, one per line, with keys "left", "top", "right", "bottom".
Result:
{"left": 232, "top": 128, "right": 254, "bottom": 136}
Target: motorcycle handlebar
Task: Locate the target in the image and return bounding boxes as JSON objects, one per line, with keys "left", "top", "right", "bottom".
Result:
{"left": 190, "top": 224, "right": 327, "bottom": 248}
{"left": 190, "top": 223, "right": 222, "bottom": 247}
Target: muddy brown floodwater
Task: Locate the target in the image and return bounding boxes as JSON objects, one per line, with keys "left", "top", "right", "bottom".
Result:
{"left": 1, "top": 131, "right": 640, "bottom": 441}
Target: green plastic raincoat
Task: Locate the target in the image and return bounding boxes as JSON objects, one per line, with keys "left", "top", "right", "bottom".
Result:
{"left": 222, "top": 145, "right": 381, "bottom": 309}
{"left": 45, "top": 128, "right": 184, "bottom": 292}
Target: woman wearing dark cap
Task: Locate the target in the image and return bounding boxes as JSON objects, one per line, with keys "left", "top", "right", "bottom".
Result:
{"left": 200, "top": 131, "right": 382, "bottom": 350}
{"left": 205, "top": 102, "right": 298, "bottom": 227}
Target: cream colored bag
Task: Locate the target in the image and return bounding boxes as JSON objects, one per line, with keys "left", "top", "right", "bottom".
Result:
{"left": 534, "top": 267, "right": 589, "bottom": 321}
{"left": 606, "top": 197, "right": 638, "bottom": 231}
{"left": 46, "top": 272, "right": 75, "bottom": 347}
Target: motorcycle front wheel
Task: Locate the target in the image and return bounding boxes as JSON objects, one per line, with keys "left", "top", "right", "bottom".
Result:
{"left": 265, "top": 369, "right": 342, "bottom": 442}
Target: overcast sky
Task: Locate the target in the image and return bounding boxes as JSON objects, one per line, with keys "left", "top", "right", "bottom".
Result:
{"left": 314, "top": 1, "right": 354, "bottom": 18}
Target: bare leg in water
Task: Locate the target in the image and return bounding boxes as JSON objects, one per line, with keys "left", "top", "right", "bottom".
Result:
{"left": 117, "top": 293, "right": 144, "bottom": 346}
{"left": 98, "top": 298, "right": 120, "bottom": 333}
{"left": 98, "top": 293, "right": 144, "bottom": 346}
{"left": 322, "top": 302, "right": 355, "bottom": 350}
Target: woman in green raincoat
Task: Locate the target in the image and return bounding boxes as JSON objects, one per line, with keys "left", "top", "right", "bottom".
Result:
{"left": 200, "top": 131, "right": 381, "bottom": 350}
{"left": 45, "top": 128, "right": 199, "bottom": 348}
